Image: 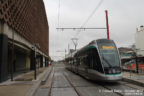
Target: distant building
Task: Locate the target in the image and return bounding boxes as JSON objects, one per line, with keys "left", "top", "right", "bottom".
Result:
{"left": 128, "top": 44, "right": 136, "bottom": 50}
{"left": 0, "top": 0, "right": 49, "bottom": 82}
{"left": 135, "top": 26, "right": 144, "bottom": 56}
{"left": 118, "top": 47, "right": 134, "bottom": 59}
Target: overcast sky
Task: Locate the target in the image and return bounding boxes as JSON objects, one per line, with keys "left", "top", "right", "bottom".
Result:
{"left": 43, "top": 0, "right": 144, "bottom": 60}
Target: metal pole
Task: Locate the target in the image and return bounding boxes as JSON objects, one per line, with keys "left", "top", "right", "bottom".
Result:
{"left": 75, "top": 45, "right": 76, "bottom": 51}
{"left": 136, "top": 54, "right": 138, "bottom": 73}
{"left": 71, "top": 38, "right": 78, "bottom": 51}
{"left": 130, "top": 65, "right": 132, "bottom": 78}
{"left": 105, "top": 10, "right": 110, "bottom": 40}
{"left": 34, "top": 47, "right": 37, "bottom": 80}
{"left": 65, "top": 49, "right": 66, "bottom": 59}
{"left": 68, "top": 44, "right": 69, "bottom": 53}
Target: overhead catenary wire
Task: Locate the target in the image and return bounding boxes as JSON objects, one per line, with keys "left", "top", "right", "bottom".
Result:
{"left": 66, "top": 0, "right": 104, "bottom": 51}
{"left": 56, "top": 0, "right": 104, "bottom": 53}
{"left": 81, "top": 0, "right": 104, "bottom": 27}
{"left": 58, "top": 0, "right": 61, "bottom": 28}
{"left": 75, "top": 0, "right": 104, "bottom": 36}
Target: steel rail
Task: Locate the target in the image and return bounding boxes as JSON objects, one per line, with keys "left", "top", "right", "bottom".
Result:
{"left": 63, "top": 72, "right": 83, "bottom": 96}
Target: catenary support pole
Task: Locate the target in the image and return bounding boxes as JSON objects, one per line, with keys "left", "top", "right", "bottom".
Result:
{"left": 105, "top": 10, "right": 110, "bottom": 40}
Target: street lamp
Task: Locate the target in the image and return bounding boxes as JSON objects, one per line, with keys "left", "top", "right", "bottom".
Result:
{"left": 32, "top": 43, "right": 40, "bottom": 80}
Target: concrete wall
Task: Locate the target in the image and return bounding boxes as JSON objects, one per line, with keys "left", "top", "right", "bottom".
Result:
{"left": 2, "top": 23, "right": 48, "bottom": 58}
{"left": 0, "top": 22, "right": 49, "bottom": 82}
{"left": 26, "top": 54, "right": 30, "bottom": 70}
{"left": 0, "top": 22, "right": 8, "bottom": 82}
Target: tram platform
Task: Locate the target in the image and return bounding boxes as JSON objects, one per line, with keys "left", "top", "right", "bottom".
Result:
{"left": 122, "top": 71, "right": 144, "bottom": 87}
{"left": 0, "top": 66, "right": 52, "bottom": 96}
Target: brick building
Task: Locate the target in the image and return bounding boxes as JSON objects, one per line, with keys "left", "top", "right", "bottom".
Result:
{"left": 0, "top": 0, "right": 49, "bottom": 82}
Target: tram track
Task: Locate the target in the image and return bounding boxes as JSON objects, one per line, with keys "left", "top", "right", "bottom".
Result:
{"left": 48, "top": 68, "right": 55, "bottom": 96}
{"left": 34, "top": 64, "right": 144, "bottom": 96}
{"left": 64, "top": 69, "right": 121, "bottom": 96}
{"left": 63, "top": 72, "right": 83, "bottom": 96}
{"left": 64, "top": 68, "right": 144, "bottom": 96}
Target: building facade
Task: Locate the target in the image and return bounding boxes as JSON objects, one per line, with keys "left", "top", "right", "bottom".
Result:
{"left": 0, "top": 0, "right": 49, "bottom": 82}
{"left": 135, "top": 26, "right": 144, "bottom": 56}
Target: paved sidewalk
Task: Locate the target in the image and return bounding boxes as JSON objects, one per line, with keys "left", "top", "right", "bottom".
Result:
{"left": 123, "top": 71, "right": 144, "bottom": 87}
{"left": 0, "top": 67, "right": 52, "bottom": 96}
{"left": 14, "top": 68, "right": 47, "bottom": 81}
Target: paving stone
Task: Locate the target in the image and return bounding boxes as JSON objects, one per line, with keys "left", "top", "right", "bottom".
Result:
{"left": 51, "top": 88, "right": 78, "bottom": 96}
{"left": 34, "top": 88, "right": 49, "bottom": 96}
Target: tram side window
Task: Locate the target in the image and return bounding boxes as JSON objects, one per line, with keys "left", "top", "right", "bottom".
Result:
{"left": 90, "top": 49, "right": 104, "bottom": 73}
{"left": 86, "top": 55, "right": 90, "bottom": 68}
{"left": 83, "top": 55, "right": 90, "bottom": 67}
{"left": 89, "top": 54, "right": 97, "bottom": 69}
{"left": 92, "top": 56, "right": 96, "bottom": 68}
{"left": 88, "top": 54, "right": 93, "bottom": 68}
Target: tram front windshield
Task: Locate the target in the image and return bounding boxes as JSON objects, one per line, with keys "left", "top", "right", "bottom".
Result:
{"left": 97, "top": 41, "right": 120, "bottom": 68}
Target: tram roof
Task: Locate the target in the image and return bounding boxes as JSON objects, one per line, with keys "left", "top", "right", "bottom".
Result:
{"left": 66, "top": 39, "right": 113, "bottom": 58}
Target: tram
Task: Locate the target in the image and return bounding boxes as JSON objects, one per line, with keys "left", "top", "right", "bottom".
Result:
{"left": 65, "top": 39, "right": 122, "bottom": 81}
